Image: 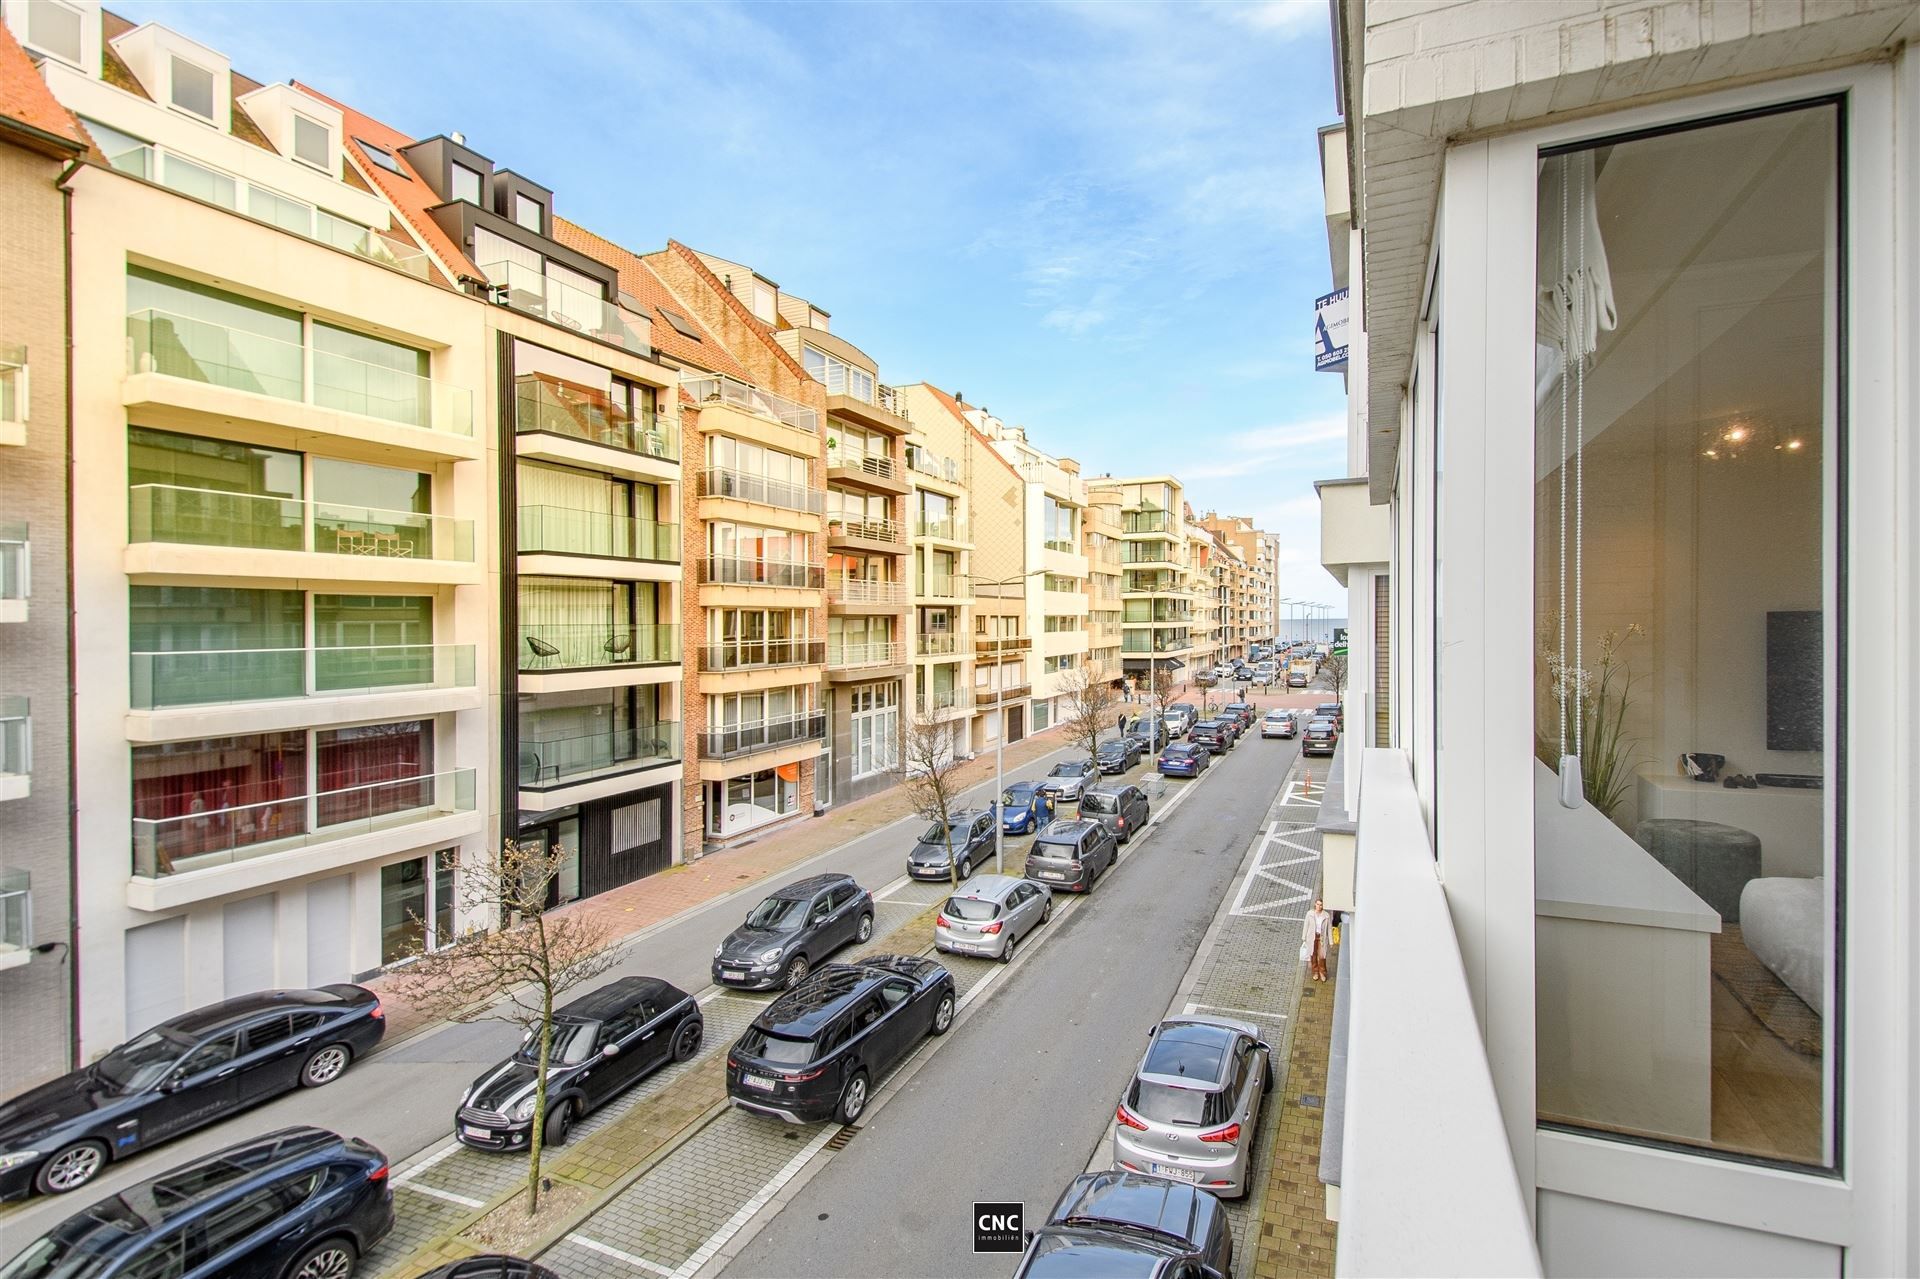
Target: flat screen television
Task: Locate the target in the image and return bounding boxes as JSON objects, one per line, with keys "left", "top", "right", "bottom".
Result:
{"left": 1765, "top": 610, "right": 1822, "bottom": 752}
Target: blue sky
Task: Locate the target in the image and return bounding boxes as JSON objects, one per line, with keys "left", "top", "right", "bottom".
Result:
{"left": 127, "top": 0, "right": 1349, "bottom": 607}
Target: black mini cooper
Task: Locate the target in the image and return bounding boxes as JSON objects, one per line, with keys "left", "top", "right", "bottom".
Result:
{"left": 456, "top": 977, "right": 702, "bottom": 1151}
{"left": 726, "top": 956, "right": 955, "bottom": 1125}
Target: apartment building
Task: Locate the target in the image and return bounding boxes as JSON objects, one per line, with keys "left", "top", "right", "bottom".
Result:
{"left": 1314, "top": 2, "right": 1919, "bottom": 1274}
{"left": 1198, "top": 511, "right": 1278, "bottom": 660}
{"left": 1087, "top": 476, "right": 1199, "bottom": 696}
{"left": 1082, "top": 488, "right": 1125, "bottom": 687}
{"left": 0, "top": 17, "right": 85, "bottom": 1093}
{"left": 7, "top": 1, "right": 498, "bottom": 1056}
{"left": 1183, "top": 510, "right": 1221, "bottom": 672}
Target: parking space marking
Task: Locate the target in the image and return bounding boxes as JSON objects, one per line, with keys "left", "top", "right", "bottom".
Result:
{"left": 1184, "top": 1001, "right": 1292, "bottom": 1022}
{"left": 399, "top": 1181, "right": 484, "bottom": 1209}
{"left": 571, "top": 1234, "right": 677, "bottom": 1276}
{"left": 670, "top": 1124, "right": 839, "bottom": 1279}
{"left": 391, "top": 1140, "right": 461, "bottom": 1185}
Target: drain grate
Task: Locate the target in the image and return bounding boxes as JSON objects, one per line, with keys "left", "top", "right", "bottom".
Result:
{"left": 824, "top": 1124, "right": 860, "bottom": 1151}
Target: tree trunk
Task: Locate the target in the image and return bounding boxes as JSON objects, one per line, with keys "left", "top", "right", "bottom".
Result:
{"left": 526, "top": 979, "right": 553, "bottom": 1215}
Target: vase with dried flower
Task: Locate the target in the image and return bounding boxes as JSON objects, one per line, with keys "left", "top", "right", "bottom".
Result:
{"left": 1536, "top": 622, "right": 1645, "bottom": 823}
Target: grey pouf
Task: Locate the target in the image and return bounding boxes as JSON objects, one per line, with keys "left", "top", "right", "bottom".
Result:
{"left": 1635, "top": 818, "right": 1763, "bottom": 922}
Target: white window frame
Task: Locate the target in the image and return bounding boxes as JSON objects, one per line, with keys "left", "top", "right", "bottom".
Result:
{"left": 290, "top": 112, "right": 331, "bottom": 172}
{"left": 168, "top": 52, "right": 218, "bottom": 123}
{"left": 749, "top": 280, "right": 776, "bottom": 322}
{"left": 23, "top": 0, "right": 84, "bottom": 67}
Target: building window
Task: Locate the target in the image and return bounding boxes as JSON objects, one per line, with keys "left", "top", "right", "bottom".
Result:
{"left": 292, "top": 113, "right": 330, "bottom": 170}
{"left": 1531, "top": 103, "right": 1840, "bottom": 1169}
{"left": 450, "top": 162, "right": 481, "bottom": 204}
{"left": 25, "top": 0, "right": 84, "bottom": 65}
{"left": 513, "top": 192, "right": 543, "bottom": 232}
{"left": 1043, "top": 616, "right": 1079, "bottom": 633}
{"left": 848, "top": 682, "right": 898, "bottom": 780}
{"left": 708, "top": 769, "right": 798, "bottom": 836}
{"left": 801, "top": 346, "right": 875, "bottom": 402}
{"left": 1042, "top": 497, "right": 1076, "bottom": 552}
{"left": 169, "top": 55, "right": 216, "bottom": 121}
{"left": 1044, "top": 575, "right": 1077, "bottom": 593}
{"left": 749, "top": 281, "right": 776, "bottom": 322}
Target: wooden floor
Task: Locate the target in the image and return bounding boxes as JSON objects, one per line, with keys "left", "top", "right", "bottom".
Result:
{"left": 1707, "top": 976, "right": 1824, "bottom": 1164}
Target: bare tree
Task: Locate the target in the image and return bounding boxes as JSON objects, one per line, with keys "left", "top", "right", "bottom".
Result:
{"left": 900, "top": 707, "right": 968, "bottom": 884}
{"left": 387, "top": 840, "right": 617, "bottom": 1216}
{"left": 1058, "top": 663, "right": 1118, "bottom": 770}
{"left": 1322, "top": 651, "right": 1349, "bottom": 702}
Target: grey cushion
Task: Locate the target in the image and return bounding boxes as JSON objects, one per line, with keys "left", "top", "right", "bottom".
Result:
{"left": 1635, "top": 818, "right": 1763, "bottom": 922}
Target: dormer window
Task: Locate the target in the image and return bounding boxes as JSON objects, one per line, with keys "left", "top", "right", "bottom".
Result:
{"left": 450, "top": 162, "right": 481, "bottom": 205}
{"left": 292, "top": 113, "right": 330, "bottom": 170}
{"left": 749, "top": 281, "right": 776, "bottom": 323}
{"left": 170, "top": 54, "right": 216, "bottom": 121}
{"left": 24, "top": 0, "right": 85, "bottom": 66}
{"left": 513, "top": 192, "right": 543, "bottom": 233}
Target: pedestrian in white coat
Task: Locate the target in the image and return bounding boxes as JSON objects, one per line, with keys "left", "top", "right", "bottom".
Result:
{"left": 1302, "top": 898, "right": 1333, "bottom": 982}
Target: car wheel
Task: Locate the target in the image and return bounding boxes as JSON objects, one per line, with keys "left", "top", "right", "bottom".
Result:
{"left": 956, "top": 855, "right": 972, "bottom": 880}
{"left": 930, "top": 991, "right": 956, "bottom": 1035}
{"left": 856, "top": 913, "right": 874, "bottom": 944}
{"left": 784, "top": 954, "right": 811, "bottom": 990}
{"left": 282, "top": 1237, "right": 358, "bottom": 1279}
{"left": 544, "top": 1098, "right": 574, "bottom": 1147}
{"left": 836, "top": 1071, "right": 870, "bottom": 1123}
{"left": 35, "top": 1140, "right": 107, "bottom": 1195}
{"left": 1000, "top": 932, "right": 1018, "bottom": 965}
{"left": 1041, "top": 898, "right": 1053, "bottom": 923}
{"left": 299, "top": 1042, "right": 353, "bottom": 1088}
{"left": 673, "top": 1019, "right": 704, "bottom": 1063}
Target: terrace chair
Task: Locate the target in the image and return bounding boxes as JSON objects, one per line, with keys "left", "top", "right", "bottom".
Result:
{"left": 525, "top": 636, "right": 561, "bottom": 666}
{"left": 604, "top": 633, "right": 634, "bottom": 661}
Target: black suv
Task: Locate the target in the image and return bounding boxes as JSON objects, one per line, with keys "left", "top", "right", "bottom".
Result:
{"left": 713, "top": 875, "right": 874, "bottom": 991}
{"left": 1015, "top": 1170, "right": 1234, "bottom": 1279}
{"left": 907, "top": 808, "right": 996, "bottom": 881}
{"left": 1190, "top": 720, "right": 1233, "bottom": 755}
{"left": 1024, "top": 819, "right": 1119, "bottom": 893}
{"left": 456, "top": 977, "right": 703, "bottom": 1152}
{"left": 0, "top": 985, "right": 384, "bottom": 1199}
{"left": 0, "top": 1127, "right": 391, "bottom": 1279}
{"left": 1095, "top": 737, "right": 1141, "bottom": 774}
{"left": 726, "top": 956, "right": 956, "bottom": 1125}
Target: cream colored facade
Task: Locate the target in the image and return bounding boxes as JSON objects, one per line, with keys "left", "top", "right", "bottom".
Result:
{"left": 1087, "top": 474, "right": 1203, "bottom": 691}
{"left": 1199, "top": 512, "right": 1279, "bottom": 660}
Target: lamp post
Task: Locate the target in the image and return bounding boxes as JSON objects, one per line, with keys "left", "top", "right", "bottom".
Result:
{"left": 967, "top": 568, "right": 1044, "bottom": 874}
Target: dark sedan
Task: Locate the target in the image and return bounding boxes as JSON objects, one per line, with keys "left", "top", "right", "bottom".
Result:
{"left": 0, "top": 986, "right": 383, "bottom": 1200}
{"left": 1015, "top": 1170, "right": 1234, "bottom": 1279}
{"left": 1223, "top": 702, "right": 1257, "bottom": 730}
{"left": 456, "top": 977, "right": 702, "bottom": 1152}
{"left": 1157, "top": 744, "right": 1211, "bottom": 777}
{"left": 726, "top": 956, "right": 955, "bottom": 1125}
{"left": 908, "top": 808, "right": 997, "bottom": 880}
{"left": 1095, "top": 738, "right": 1142, "bottom": 774}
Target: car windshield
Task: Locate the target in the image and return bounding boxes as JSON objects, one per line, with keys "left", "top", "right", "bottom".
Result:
{"left": 744, "top": 897, "right": 810, "bottom": 931}
{"left": 1048, "top": 764, "right": 1077, "bottom": 778}
{"left": 739, "top": 1029, "right": 816, "bottom": 1065}
{"left": 1128, "top": 1078, "right": 1211, "bottom": 1126}
{"left": 93, "top": 1026, "right": 194, "bottom": 1093}
{"left": 1024, "top": 1235, "right": 1164, "bottom": 1278}
{"left": 517, "top": 1019, "right": 599, "bottom": 1066}
{"left": 0, "top": 1198, "right": 144, "bottom": 1279}
{"left": 1080, "top": 793, "right": 1117, "bottom": 814}
{"left": 944, "top": 896, "right": 999, "bottom": 922}
{"left": 919, "top": 821, "right": 966, "bottom": 844}
{"left": 1266, "top": 711, "right": 1289, "bottom": 721}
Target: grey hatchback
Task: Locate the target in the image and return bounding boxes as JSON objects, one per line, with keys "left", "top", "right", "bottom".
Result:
{"left": 1024, "top": 819, "right": 1118, "bottom": 893}
{"left": 1114, "top": 1016, "right": 1273, "bottom": 1198}
{"left": 934, "top": 875, "right": 1052, "bottom": 962}
{"left": 1078, "top": 783, "right": 1150, "bottom": 845}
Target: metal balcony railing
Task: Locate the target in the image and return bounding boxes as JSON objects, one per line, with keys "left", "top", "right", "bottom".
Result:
{"left": 519, "top": 723, "right": 680, "bottom": 788}
{"left": 518, "top": 624, "right": 679, "bottom": 671}
{"left": 681, "top": 373, "right": 818, "bottom": 433}
{"left": 827, "top": 515, "right": 903, "bottom": 545}
{"left": 905, "top": 443, "right": 960, "bottom": 483}
{"left": 698, "top": 557, "right": 826, "bottom": 590}
{"left": 700, "top": 467, "right": 825, "bottom": 516}
{"left": 699, "top": 710, "right": 827, "bottom": 760}
{"left": 827, "top": 575, "right": 906, "bottom": 606}
{"left": 973, "top": 634, "right": 1033, "bottom": 654}
{"left": 829, "top": 453, "right": 900, "bottom": 482}
{"left": 876, "top": 384, "right": 913, "bottom": 421}
{"left": 518, "top": 506, "right": 678, "bottom": 561}
{"left": 131, "top": 643, "right": 477, "bottom": 710}
{"left": 827, "top": 639, "right": 905, "bottom": 668}
{"left": 700, "top": 639, "right": 825, "bottom": 671}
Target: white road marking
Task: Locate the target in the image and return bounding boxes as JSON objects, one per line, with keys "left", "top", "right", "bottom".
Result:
{"left": 1184, "top": 1001, "right": 1292, "bottom": 1022}
{"left": 391, "top": 1139, "right": 461, "bottom": 1185}
{"left": 570, "top": 1233, "right": 677, "bottom": 1276}
{"left": 670, "top": 1125, "right": 839, "bottom": 1279}
{"left": 401, "top": 1180, "right": 484, "bottom": 1209}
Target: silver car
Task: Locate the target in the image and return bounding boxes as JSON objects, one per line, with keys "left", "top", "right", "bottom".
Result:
{"left": 934, "top": 874, "right": 1052, "bottom": 962}
{"left": 1114, "top": 1015, "right": 1272, "bottom": 1198}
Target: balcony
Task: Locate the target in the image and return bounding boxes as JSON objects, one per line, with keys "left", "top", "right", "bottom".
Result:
{"left": 1124, "top": 543, "right": 1180, "bottom": 566}
{"left": 915, "top": 633, "right": 961, "bottom": 658}
{"left": 518, "top": 506, "right": 678, "bottom": 563}
{"left": 905, "top": 443, "right": 961, "bottom": 485}
{"left": 127, "top": 309, "right": 472, "bottom": 439}
{"left": 977, "top": 681, "right": 1030, "bottom": 703}
{"left": 132, "top": 768, "right": 477, "bottom": 880}
{"left": 700, "top": 639, "right": 826, "bottom": 673}
{"left": 700, "top": 467, "right": 825, "bottom": 518}
{"left": 974, "top": 634, "right": 1033, "bottom": 659}
{"left": 519, "top": 722, "right": 680, "bottom": 791}
{"left": 826, "top": 452, "right": 910, "bottom": 495}
{"left": 700, "top": 710, "right": 827, "bottom": 761}
{"left": 915, "top": 688, "right": 973, "bottom": 717}
{"left": 514, "top": 376, "right": 677, "bottom": 462}
{"left": 915, "top": 572, "right": 969, "bottom": 601}
{"left": 826, "top": 384, "right": 913, "bottom": 436}
{"left": 130, "top": 643, "right": 477, "bottom": 712}
{"left": 1042, "top": 538, "right": 1078, "bottom": 554}
{"left": 0, "top": 345, "right": 24, "bottom": 446}
{"left": 698, "top": 557, "right": 825, "bottom": 591}
{"left": 102, "top": 140, "right": 429, "bottom": 277}
{"left": 480, "top": 259, "right": 644, "bottom": 351}
{"left": 1124, "top": 510, "right": 1172, "bottom": 535}
{"left": 0, "top": 524, "right": 25, "bottom": 623}
{"left": 914, "top": 517, "right": 968, "bottom": 544}
{"left": 0, "top": 698, "right": 27, "bottom": 801}
{"left": 0, "top": 867, "right": 27, "bottom": 970}
{"left": 826, "top": 574, "right": 907, "bottom": 609}
{"left": 1120, "top": 634, "right": 1191, "bottom": 655}
{"left": 519, "top": 623, "right": 679, "bottom": 672}
{"left": 826, "top": 639, "right": 907, "bottom": 678}
{"left": 681, "top": 373, "right": 818, "bottom": 433}
{"left": 827, "top": 515, "right": 904, "bottom": 554}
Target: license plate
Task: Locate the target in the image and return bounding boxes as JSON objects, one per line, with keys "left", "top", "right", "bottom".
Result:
{"left": 742, "top": 1074, "right": 776, "bottom": 1092}
{"left": 463, "top": 1125, "right": 492, "bottom": 1139}
{"left": 1039, "top": 871, "right": 1065, "bottom": 880}
{"left": 1149, "top": 1162, "right": 1201, "bottom": 1184}
{"left": 722, "top": 969, "right": 746, "bottom": 981}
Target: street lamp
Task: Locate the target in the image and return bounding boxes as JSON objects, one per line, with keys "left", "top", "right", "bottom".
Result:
{"left": 967, "top": 567, "right": 1045, "bottom": 874}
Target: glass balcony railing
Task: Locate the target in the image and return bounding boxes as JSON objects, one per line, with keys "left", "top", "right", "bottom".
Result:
{"left": 480, "top": 259, "right": 643, "bottom": 351}
{"left": 518, "top": 623, "right": 679, "bottom": 671}
{"left": 827, "top": 639, "right": 904, "bottom": 668}
{"left": 700, "top": 639, "right": 825, "bottom": 672}
{"left": 917, "top": 573, "right": 967, "bottom": 598}
{"left": 0, "top": 524, "right": 26, "bottom": 603}
{"left": 519, "top": 722, "right": 680, "bottom": 788}
{"left": 1043, "top": 538, "right": 1078, "bottom": 554}
{"left": 518, "top": 506, "right": 677, "bottom": 561}
{"left": 0, "top": 866, "right": 27, "bottom": 958}
{"left": 916, "top": 688, "right": 973, "bottom": 716}
{"left": 127, "top": 310, "right": 472, "bottom": 436}
{"left": 914, "top": 517, "right": 967, "bottom": 542}
{"left": 513, "top": 376, "right": 676, "bottom": 461}
{"left": 680, "top": 373, "right": 818, "bottom": 433}
{"left": 700, "top": 467, "right": 825, "bottom": 515}
{"left": 905, "top": 443, "right": 960, "bottom": 483}
{"left": 1125, "top": 510, "right": 1172, "bottom": 534}
{"left": 129, "top": 644, "right": 477, "bottom": 710}
{"left": 129, "top": 485, "right": 475, "bottom": 562}
{"left": 1124, "top": 543, "right": 1179, "bottom": 564}
{"left": 916, "top": 633, "right": 959, "bottom": 657}
{"left": 826, "top": 575, "right": 906, "bottom": 606}
{"left": 698, "top": 558, "right": 825, "bottom": 590}
{"left": 700, "top": 710, "right": 827, "bottom": 760}
{"left": 0, "top": 698, "right": 27, "bottom": 780}
{"left": 1121, "top": 634, "right": 1191, "bottom": 654}
{"left": 133, "top": 768, "right": 477, "bottom": 879}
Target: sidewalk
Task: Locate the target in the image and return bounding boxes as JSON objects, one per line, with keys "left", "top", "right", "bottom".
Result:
{"left": 367, "top": 722, "right": 1078, "bottom": 1044}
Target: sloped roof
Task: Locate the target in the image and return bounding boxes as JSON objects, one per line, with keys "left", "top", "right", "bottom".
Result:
{"left": 663, "top": 240, "right": 814, "bottom": 386}
{"left": 0, "top": 21, "right": 86, "bottom": 156}
{"left": 551, "top": 218, "right": 750, "bottom": 381}
{"left": 910, "top": 384, "right": 1025, "bottom": 486}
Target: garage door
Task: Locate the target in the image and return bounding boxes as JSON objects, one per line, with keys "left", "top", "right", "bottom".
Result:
{"left": 306, "top": 876, "right": 351, "bottom": 986}
{"left": 124, "top": 915, "right": 187, "bottom": 1038}
{"left": 223, "top": 895, "right": 276, "bottom": 996}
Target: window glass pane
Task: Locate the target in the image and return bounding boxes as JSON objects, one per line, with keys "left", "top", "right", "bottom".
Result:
{"left": 81, "top": 116, "right": 151, "bottom": 177}
{"left": 26, "top": 0, "right": 84, "bottom": 63}
{"left": 128, "top": 427, "right": 302, "bottom": 500}
{"left": 293, "top": 114, "right": 330, "bottom": 168}
{"left": 381, "top": 858, "right": 426, "bottom": 964}
{"left": 1532, "top": 105, "right": 1839, "bottom": 1168}
{"left": 127, "top": 268, "right": 301, "bottom": 395}
{"left": 312, "top": 322, "right": 430, "bottom": 426}
{"left": 133, "top": 733, "right": 307, "bottom": 873}
{"left": 451, "top": 162, "right": 481, "bottom": 204}
{"left": 314, "top": 594, "right": 433, "bottom": 688}
{"left": 316, "top": 720, "right": 433, "bottom": 826}
{"left": 160, "top": 153, "right": 235, "bottom": 208}
{"left": 514, "top": 192, "right": 543, "bottom": 231}
{"left": 131, "top": 586, "right": 304, "bottom": 705}
{"left": 170, "top": 56, "right": 215, "bottom": 119}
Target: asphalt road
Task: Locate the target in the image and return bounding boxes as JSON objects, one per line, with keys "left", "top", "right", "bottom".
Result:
{"left": 720, "top": 727, "right": 1301, "bottom": 1279}
{"left": 0, "top": 739, "right": 1086, "bottom": 1253}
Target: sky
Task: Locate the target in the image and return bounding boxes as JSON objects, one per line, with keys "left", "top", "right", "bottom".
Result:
{"left": 126, "top": 0, "right": 1350, "bottom": 608}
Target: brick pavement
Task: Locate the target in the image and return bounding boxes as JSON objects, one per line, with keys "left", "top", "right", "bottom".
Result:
{"left": 1251, "top": 936, "right": 1340, "bottom": 1279}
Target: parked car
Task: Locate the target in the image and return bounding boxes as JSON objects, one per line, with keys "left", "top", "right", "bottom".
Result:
{"left": 1114, "top": 1016, "right": 1273, "bottom": 1198}
{"left": 1095, "top": 737, "right": 1142, "bottom": 774}
{"left": 1167, "top": 704, "right": 1200, "bottom": 734}
{"left": 1190, "top": 721, "right": 1232, "bottom": 755}
{"left": 455, "top": 977, "right": 702, "bottom": 1152}
{"left": 997, "top": 782, "right": 1058, "bottom": 835}
{"left": 1193, "top": 670, "right": 1219, "bottom": 688}
{"left": 0, "top": 986, "right": 384, "bottom": 1200}
{"left": 1301, "top": 721, "right": 1336, "bottom": 756}
{"left": 1315, "top": 702, "right": 1344, "bottom": 730}
{"left": 1157, "top": 744, "right": 1211, "bottom": 778}
{"left": 1014, "top": 1170, "right": 1235, "bottom": 1279}
{"left": 1039, "top": 759, "right": 1099, "bottom": 803}
{"left": 1286, "top": 670, "right": 1310, "bottom": 688}
{"left": 0, "top": 1127, "right": 391, "bottom": 1278}
{"left": 725, "top": 956, "right": 955, "bottom": 1124}
{"left": 420, "top": 1260, "right": 561, "bottom": 1279}
{"left": 935, "top": 875, "right": 1052, "bottom": 963}
{"left": 1261, "top": 709, "right": 1297, "bottom": 739}
{"left": 1079, "top": 783, "right": 1151, "bottom": 845}
{"left": 1223, "top": 702, "right": 1257, "bottom": 731}
{"left": 907, "top": 809, "right": 997, "bottom": 881}
{"left": 1122, "top": 716, "right": 1171, "bottom": 751}
{"left": 712, "top": 874, "right": 874, "bottom": 991}
{"left": 1024, "top": 819, "right": 1119, "bottom": 893}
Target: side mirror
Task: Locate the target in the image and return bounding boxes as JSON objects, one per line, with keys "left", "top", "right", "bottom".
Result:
{"left": 602, "top": 1043, "right": 620, "bottom": 1059}
{"left": 160, "top": 1076, "right": 185, "bottom": 1093}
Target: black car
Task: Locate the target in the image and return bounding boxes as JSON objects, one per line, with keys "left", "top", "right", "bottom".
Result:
{"left": 713, "top": 874, "right": 874, "bottom": 992}
{"left": 1024, "top": 819, "right": 1119, "bottom": 893}
{"left": 1095, "top": 737, "right": 1142, "bottom": 774}
{"left": 419, "top": 1261, "right": 560, "bottom": 1279}
{"left": 907, "top": 808, "right": 997, "bottom": 881}
{"left": 1120, "top": 716, "right": 1170, "bottom": 752}
{"left": 0, "top": 1127, "right": 391, "bottom": 1279}
{"left": 1014, "top": 1170, "right": 1234, "bottom": 1279}
{"left": 1190, "top": 720, "right": 1233, "bottom": 755}
{"left": 1302, "top": 720, "right": 1337, "bottom": 757}
{"left": 726, "top": 955, "right": 956, "bottom": 1125}
{"left": 456, "top": 977, "right": 702, "bottom": 1152}
{"left": 0, "top": 985, "right": 384, "bottom": 1199}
